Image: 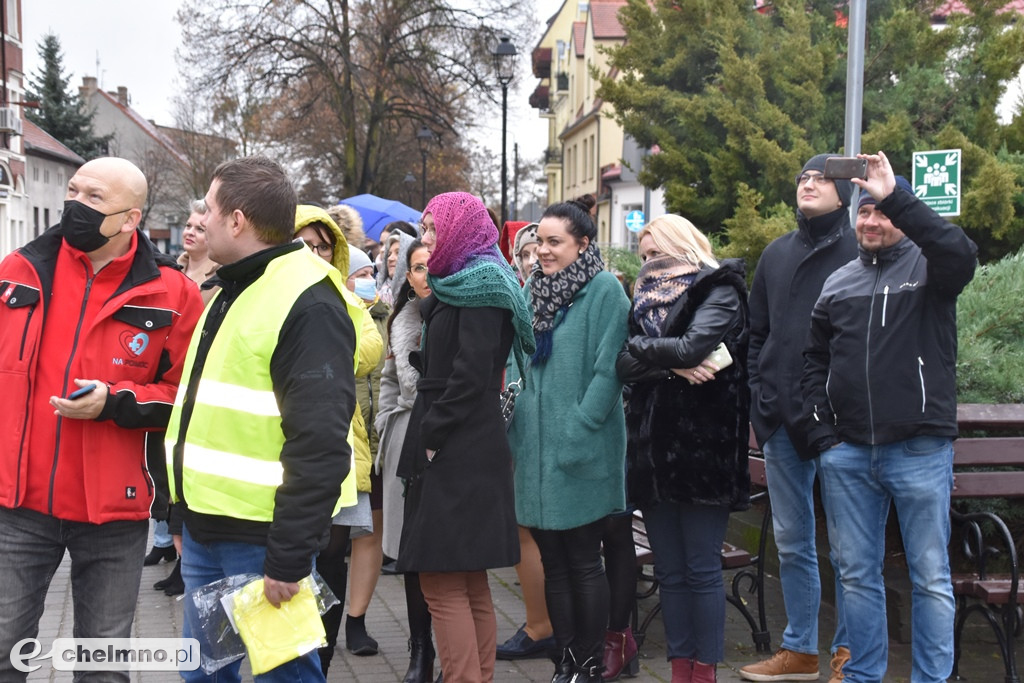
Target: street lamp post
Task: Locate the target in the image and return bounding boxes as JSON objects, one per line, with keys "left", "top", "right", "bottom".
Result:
{"left": 416, "top": 125, "right": 435, "bottom": 208}
{"left": 492, "top": 36, "right": 517, "bottom": 227}
{"left": 403, "top": 172, "right": 416, "bottom": 206}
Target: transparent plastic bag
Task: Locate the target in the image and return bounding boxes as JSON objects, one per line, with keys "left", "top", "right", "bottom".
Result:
{"left": 185, "top": 570, "right": 339, "bottom": 675}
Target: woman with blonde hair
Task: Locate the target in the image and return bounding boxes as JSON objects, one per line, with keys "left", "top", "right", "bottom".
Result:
{"left": 616, "top": 214, "right": 751, "bottom": 683}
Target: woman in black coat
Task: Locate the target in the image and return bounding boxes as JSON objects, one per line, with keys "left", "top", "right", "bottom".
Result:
{"left": 616, "top": 214, "right": 751, "bottom": 683}
{"left": 396, "top": 192, "right": 534, "bottom": 683}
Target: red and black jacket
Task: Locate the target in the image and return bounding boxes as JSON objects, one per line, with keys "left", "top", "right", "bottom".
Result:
{"left": 0, "top": 226, "right": 204, "bottom": 523}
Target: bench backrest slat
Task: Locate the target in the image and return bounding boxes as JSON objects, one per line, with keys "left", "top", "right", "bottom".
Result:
{"left": 953, "top": 471, "right": 1024, "bottom": 499}
{"left": 953, "top": 438, "right": 1024, "bottom": 466}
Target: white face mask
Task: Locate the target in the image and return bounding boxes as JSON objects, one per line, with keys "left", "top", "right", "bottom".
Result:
{"left": 353, "top": 277, "right": 377, "bottom": 301}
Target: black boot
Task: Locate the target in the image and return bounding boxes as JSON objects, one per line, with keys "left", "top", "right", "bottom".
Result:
{"left": 551, "top": 648, "right": 575, "bottom": 683}
{"left": 153, "top": 559, "right": 182, "bottom": 594}
{"left": 570, "top": 655, "right": 604, "bottom": 683}
{"left": 144, "top": 545, "right": 176, "bottom": 566}
{"left": 403, "top": 637, "right": 434, "bottom": 683}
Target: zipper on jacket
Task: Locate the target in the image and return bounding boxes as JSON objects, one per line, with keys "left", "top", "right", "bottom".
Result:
{"left": 917, "top": 357, "right": 926, "bottom": 413}
{"left": 864, "top": 263, "right": 884, "bottom": 444}
{"left": 824, "top": 370, "right": 837, "bottom": 424}
{"left": 18, "top": 307, "right": 36, "bottom": 360}
{"left": 48, "top": 268, "right": 95, "bottom": 515}
{"left": 15, "top": 345, "right": 39, "bottom": 506}
{"left": 881, "top": 285, "right": 889, "bottom": 327}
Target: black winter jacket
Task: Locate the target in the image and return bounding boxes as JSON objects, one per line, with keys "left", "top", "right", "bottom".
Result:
{"left": 617, "top": 260, "right": 751, "bottom": 510}
{"left": 747, "top": 207, "right": 858, "bottom": 459}
{"left": 801, "top": 189, "right": 977, "bottom": 450}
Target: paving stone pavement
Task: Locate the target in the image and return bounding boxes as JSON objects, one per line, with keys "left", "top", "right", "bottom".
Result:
{"left": 29, "top": 541, "right": 1008, "bottom": 681}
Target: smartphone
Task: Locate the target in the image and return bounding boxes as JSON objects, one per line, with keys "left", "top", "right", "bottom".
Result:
{"left": 67, "top": 383, "right": 98, "bottom": 400}
{"left": 823, "top": 157, "right": 868, "bottom": 180}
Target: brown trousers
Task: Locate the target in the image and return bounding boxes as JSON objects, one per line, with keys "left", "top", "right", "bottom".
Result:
{"left": 419, "top": 570, "right": 497, "bottom": 683}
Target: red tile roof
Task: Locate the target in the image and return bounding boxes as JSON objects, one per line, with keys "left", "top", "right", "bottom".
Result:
{"left": 590, "top": 0, "right": 627, "bottom": 39}
{"left": 932, "top": 0, "right": 1024, "bottom": 15}
{"left": 22, "top": 118, "right": 86, "bottom": 165}
{"left": 573, "top": 21, "right": 586, "bottom": 56}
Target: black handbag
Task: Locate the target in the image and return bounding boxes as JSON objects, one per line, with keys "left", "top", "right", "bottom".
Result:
{"left": 500, "top": 378, "right": 523, "bottom": 431}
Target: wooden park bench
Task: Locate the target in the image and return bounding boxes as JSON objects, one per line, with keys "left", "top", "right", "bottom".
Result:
{"left": 631, "top": 453, "right": 773, "bottom": 654}
{"left": 950, "top": 403, "right": 1024, "bottom": 683}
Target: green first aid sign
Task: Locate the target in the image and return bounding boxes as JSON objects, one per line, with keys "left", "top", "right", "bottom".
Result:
{"left": 912, "top": 149, "right": 961, "bottom": 216}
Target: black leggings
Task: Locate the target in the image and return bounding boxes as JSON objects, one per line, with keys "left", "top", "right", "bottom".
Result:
{"left": 531, "top": 518, "right": 608, "bottom": 664}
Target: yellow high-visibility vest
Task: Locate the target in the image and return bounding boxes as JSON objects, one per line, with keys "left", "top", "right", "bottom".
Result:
{"left": 166, "top": 246, "right": 362, "bottom": 521}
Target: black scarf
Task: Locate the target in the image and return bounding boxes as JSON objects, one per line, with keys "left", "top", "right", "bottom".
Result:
{"left": 528, "top": 243, "right": 605, "bottom": 364}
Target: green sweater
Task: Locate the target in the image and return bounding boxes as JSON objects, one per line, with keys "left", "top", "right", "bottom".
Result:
{"left": 508, "top": 271, "right": 630, "bottom": 530}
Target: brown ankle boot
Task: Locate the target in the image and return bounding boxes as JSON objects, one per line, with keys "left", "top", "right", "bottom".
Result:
{"left": 739, "top": 648, "right": 819, "bottom": 681}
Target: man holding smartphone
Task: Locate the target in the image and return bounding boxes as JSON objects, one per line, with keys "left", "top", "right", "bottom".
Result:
{"left": 801, "top": 152, "right": 977, "bottom": 682}
{"left": 0, "top": 157, "right": 204, "bottom": 680}
{"left": 742, "top": 154, "right": 857, "bottom": 683}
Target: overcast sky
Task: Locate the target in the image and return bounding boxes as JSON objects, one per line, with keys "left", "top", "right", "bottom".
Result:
{"left": 22, "top": 0, "right": 550, "bottom": 160}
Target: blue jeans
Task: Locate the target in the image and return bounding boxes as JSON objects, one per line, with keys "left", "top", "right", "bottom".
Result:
{"left": 180, "top": 526, "right": 325, "bottom": 683}
{"left": 642, "top": 501, "right": 729, "bottom": 663}
{"left": 0, "top": 506, "right": 147, "bottom": 682}
{"left": 818, "top": 437, "right": 954, "bottom": 683}
{"left": 764, "top": 429, "right": 847, "bottom": 656}
{"left": 153, "top": 519, "right": 174, "bottom": 548}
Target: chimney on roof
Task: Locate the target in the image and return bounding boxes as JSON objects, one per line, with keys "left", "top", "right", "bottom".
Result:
{"left": 116, "top": 87, "right": 130, "bottom": 107}
{"left": 79, "top": 76, "right": 98, "bottom": 99}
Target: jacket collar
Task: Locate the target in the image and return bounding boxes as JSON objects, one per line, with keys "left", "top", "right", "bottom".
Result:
{"left": 210, "top": 242, "right": 302, "bottom": 292}
{"left": 797, "top": 206, "right": 850, "bottom": 248}
{"left": 858, "top": 236, "right": 913, "bottom": 265}
{"left": 18, "top": 225, "right": 170, "bottom": 305}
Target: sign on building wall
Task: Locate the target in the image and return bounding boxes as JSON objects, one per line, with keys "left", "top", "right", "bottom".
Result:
{"left": 912, "top": 149, "right": 961, "bottom": 216}
{"left": 625, "top": 210, "right": 645, "bottom": 233}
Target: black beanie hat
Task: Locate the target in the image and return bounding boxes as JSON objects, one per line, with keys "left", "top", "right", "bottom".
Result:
{"left": 798, "top": 154, "right": 855, "bottom": 208}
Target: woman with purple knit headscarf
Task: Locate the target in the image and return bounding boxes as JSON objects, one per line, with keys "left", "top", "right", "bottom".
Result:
{"left": 395, "top": 192, "right": 534, "bottom": 683}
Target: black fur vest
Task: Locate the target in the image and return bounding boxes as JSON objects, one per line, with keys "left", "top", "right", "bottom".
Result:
{"left": 625, "top": 261, "right": 751, "bottom": 510}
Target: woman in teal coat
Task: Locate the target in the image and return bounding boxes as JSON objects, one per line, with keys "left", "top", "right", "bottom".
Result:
{"left": 508, "top": 195, "right": 630, "bottom": 683}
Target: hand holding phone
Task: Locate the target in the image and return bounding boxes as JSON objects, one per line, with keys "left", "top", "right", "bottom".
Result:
{"left": 823, "top": 157, "right": 868, "bottom": 180}
{"left": 67, "top": 383, "right": 98, "bottom": 400}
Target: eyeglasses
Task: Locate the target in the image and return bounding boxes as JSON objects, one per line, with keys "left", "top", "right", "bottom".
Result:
{"left": 304, "top": 241, "right": 333, "bottom": 257}
{"left": 796, "top": 173, "right": 832, "bottom": 186}
{"left": 410, "top": 264, "right": 428, "bottom": 274}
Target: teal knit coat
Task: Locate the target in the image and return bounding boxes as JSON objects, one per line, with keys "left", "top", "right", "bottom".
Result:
{"left": 508, "top": 270, "right": 630, "bottom": 530}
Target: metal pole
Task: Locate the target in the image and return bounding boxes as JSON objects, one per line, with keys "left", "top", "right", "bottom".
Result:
{"left": 500, "top": 84, "right": 509, "bottom": 226}
{"left": 513, "top": 143, "right": 519, "bottom": 221}
{"left": 845, "top": 0, "right": 867, "bottom": 213}
{"left": 420, "top": 150, "right": 428, "bottom": 208}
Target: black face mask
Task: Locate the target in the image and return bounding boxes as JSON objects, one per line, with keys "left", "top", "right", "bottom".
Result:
{"left": 60, "top": 200, "right": 131, "bottom": 253}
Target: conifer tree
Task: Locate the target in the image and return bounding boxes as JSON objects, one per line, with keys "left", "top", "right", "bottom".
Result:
{"left": 25, "top": 33, "right": 111, "bottom": 161}
{"left": 599, "top": 0, "right": 1024, "bottom": 265}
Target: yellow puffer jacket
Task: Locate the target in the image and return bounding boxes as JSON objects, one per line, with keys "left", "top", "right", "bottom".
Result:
{"left": 294, "top": 204, "right": 383, "bottom": 493}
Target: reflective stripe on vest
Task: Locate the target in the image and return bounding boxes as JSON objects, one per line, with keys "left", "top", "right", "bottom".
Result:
{"left": 165, "top": 247, "right": 362, "bottom": 521}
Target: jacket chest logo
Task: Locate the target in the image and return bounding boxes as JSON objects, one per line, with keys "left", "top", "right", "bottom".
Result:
{"left": 119, "top": 330, "right": 150, "bottom": 357}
